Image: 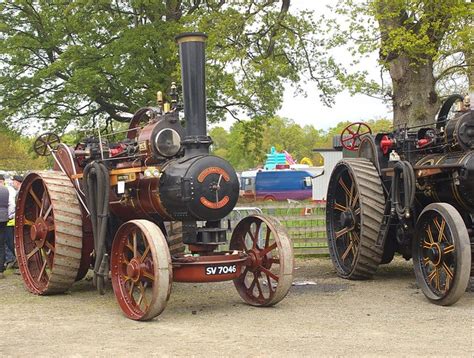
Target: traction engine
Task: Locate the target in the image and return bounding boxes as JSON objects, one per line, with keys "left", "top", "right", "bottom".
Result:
{"left": 14, "top": 33, "right": 294, "bottom": 320}
{"left": 326, "top": 94, "right": 474, "bottom": 305}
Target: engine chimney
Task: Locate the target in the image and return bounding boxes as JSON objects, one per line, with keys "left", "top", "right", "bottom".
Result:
{"left": 176, "top": 32, "right": 212, "bottom": 156}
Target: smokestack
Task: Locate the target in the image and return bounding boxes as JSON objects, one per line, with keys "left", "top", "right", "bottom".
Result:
{"left": 176, "top": 32, "right": 212, "bottom": 155}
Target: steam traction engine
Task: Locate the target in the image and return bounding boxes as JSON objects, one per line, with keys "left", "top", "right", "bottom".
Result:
{"left": 14, "top": 33, "right": 294, "bottom": 320}
{"left": 326, "top": 94, "right": 474, "bottom": 305}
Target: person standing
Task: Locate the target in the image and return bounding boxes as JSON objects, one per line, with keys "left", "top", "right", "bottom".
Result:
{"left": 5, "top": 175, "right": 22, "bottom": 269}
{"left": 0, "top": 174, "right": 13, "bottom": 279}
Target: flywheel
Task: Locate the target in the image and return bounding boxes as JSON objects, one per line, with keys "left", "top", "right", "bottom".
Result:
{"left": 326, "top": 158, "right": 385, "bottom": 279}
{"left": 15, "top": 171, "right": 83, "bottom": 294}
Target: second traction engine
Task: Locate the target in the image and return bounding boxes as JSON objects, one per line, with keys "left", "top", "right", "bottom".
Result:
{"left": 326, "top": 94, "right": 474, "bottom": 306}
{"left": 14, "top": 33, "right": 294, "bottom": 321}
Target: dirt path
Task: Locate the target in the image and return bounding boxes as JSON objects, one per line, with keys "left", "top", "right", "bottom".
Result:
{"left": 1, "top": 257, "right": 472, "bottom": 357}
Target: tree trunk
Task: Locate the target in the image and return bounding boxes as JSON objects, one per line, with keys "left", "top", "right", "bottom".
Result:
{"left": 389, "top": 55, "right": 439, "bottom": 127}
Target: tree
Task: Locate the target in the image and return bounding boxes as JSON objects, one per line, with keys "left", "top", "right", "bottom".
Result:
{"left": 0, "top": 1, "right": 339, "bottom": 133}
{"left": 0, "top": 126, "right": 48, "bottom": 171}
{"left": 331, "top": 0, "right": 472, "bottom": 127}
{"left": 210, "top": 117, "right": 392, "bottom": 170}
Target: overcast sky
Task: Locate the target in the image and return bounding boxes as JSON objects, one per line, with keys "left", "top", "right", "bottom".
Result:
{"left": 279, "top": 0, "right": 391, "bottom": 129}
{"left": 217, "top": 0, "right": 392, "bottom": 131}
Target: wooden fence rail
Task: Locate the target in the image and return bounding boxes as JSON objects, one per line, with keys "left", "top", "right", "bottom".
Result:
{"left": 228, "top": 202, "right": 329, "bottom": 255}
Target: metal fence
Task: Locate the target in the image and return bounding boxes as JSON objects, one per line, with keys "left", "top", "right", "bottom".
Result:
{"left": 229, "top": 201, "right": 328, "bottom": 255}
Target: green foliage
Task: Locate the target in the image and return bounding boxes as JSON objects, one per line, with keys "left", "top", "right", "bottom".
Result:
{"left": 0, "top": 126, "right": 48, "bottom": 171}
{"left": 209, "top": 117, "right": 392, "bottom": 170}
{"left": 0, "top": 1, "right": 340, "bottom": 133}
{"left": 329, "top": 0, "right": 472, "bottom": 99}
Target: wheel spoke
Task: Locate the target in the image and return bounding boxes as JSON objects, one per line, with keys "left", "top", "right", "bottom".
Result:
{"left": 255, "top": 275, "right": 264, "bottom": 298}
{"left": 137, "top": 282, "right": 146, "bottom": 307}
{"left": 436, "top": 218, "right": 446, "bottom": 243}
{"left": 334, "top": 202, "right": 347, "bottom": 212}
{"left": 442, "top": 262, "right": 453, "bottom": 280}
{"left": 38, "top": 259, "right": 48, "bottom": 281}
{"left": 132, "top": 232, "right": 137, "bottom": 258}
{"left": 264, "top": 227, "right": 271, "bottom": 249}
{"left": 140, "top": 244, "right": 150, "bottom": 262}
{"left": 351, "top": 191, "right": 359, "bottom": 209}
{"left": 26, "top": 246, "right": 40, "bottom": 260}
{"left": 252, "top": 222, "right": 261, "bottom": 249}
{"left": 259, "top": 242, "right": 277, "bottom": 257}
{"left": 123, "top": 253, "right": 130, "bottom": 264}
{"left": 29, "top": 189, "right": 42, "bottom": 208}
{"left": 338, "top": 177, "right": 352, "bottom": 205}
{"left": 42, "top": 204, "right": 53, "bottom": 220}
{"left": 341, "top": 241, "right": 353, "bottom": 261}
{"left": 265, "top": 273, "right": 274, "bottom": 293}
{"left": 128, "top": 281, "right": 135, "bottom": 297}
{"left": 260, "top": 266, "right": 279, "bottom": 282}
{"left": 443, "top": 244, "right": 454, "bottom": 254}
{"left": 350, "top": 230, "right": 360, "bottom": 244}
{"left": 423, "top": 240, "right": 432, "bottom": 249}
{"left": 44, "top": 240, "right": 55, "bottom": 252}
{"left": 335, "top": 227, "right": 350, "bottom": 239}
{"left": 426, "top": 226, "right": 434, "bottom": 244}
{"left": 248, "top": 273, "right": 258, "bottom": 293}
{"left": 142, "top": 270, "right": 155, "bottom": 281}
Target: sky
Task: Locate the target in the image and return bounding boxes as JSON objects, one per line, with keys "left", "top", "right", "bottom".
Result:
{"left": 217, "top": 0, "right": 392, "bottom": 131}
{"left": 278, "top": 0, "right": 391, "bottom": 129}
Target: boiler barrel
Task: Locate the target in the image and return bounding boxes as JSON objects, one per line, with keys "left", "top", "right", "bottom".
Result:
{"left": 416, "top": 151, "right": 474, "bottom": 211}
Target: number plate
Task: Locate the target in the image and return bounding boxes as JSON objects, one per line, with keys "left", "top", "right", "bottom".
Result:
{"left": 205, "top": 265, "right": 237, "bottom": 275}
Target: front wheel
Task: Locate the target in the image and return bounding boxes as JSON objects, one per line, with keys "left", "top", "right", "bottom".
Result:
{"left": 413, "top": 203, "right": 471, "bottom": 306}
{"left": 111, "top": 220, "right": 172, "bottom": 320}
{"left": 230, "top": 215, "right": 294, "bottom": 306}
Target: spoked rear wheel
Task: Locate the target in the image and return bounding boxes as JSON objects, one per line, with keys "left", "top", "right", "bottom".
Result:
{"left": 326, "top": 159, "right": 385, "bottom": 279}
{"left": 111, "top": 220, "right": 172, "bottom": 321}
{"left": 413, "top": 203, "right": 471, "bottom": 305}
{"left": 15, "top": 172, "right": 83, "bottom": 294}
{"left": 230, "top": 215, "right": 294, "bottom": 306}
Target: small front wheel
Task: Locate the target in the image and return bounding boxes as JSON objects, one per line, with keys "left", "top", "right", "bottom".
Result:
{"left": 111, "top": 220, "right": 172, "bottom": 320}
{"left": 413, "top": 203, "right": 471, "bottom": 306}
{"left": 230, "top": 215, "right": 294, "bottom": 306}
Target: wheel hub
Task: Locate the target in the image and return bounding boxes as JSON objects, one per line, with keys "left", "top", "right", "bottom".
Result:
{"left": 247, "top": 250, "right": 263, "bottom": 271}
{"left": 30, "top": 218, "right": 48, "bottom": 247}
{"left": 126, "top": 258, "right": 142, "bottom": 282}
{"left": 340, "top": 210, "right": 355, "bottom": 229}
{"left": 427, "top": 243, "right": 442, "bottom": 266}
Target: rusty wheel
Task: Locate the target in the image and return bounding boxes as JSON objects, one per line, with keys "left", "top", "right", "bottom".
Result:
{"left": 111, "top": 220, "right": 172, "bottom": 321}
{"left": 413, "top": 203, "right": 471, "bottom": 305}
{"left": 15, "top": 171, "right": 83, "bottom": 294}
{"left": 230, "top": 215, "right": 294, "bottom": 306}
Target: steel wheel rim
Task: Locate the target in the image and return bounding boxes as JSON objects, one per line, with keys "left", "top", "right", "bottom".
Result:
{"left": 230, "top": 215, "right": 293, "bottom": 306}
{"left": 413, "top": 203, "right": 471, "bottom": 305}
{"left": 16, "top": 174, "right": 55, "bottom": 293}
{"left": 418, "top": 212, "right": 455, "bottom": 295}
{"left": 111, "top": 220, "right": 171, "bottom": 321}
{"left": 327, "top": 165, "right": 361, "bottom": 273}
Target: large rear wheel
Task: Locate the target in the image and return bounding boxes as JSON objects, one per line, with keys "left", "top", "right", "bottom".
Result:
{"left": 413, "top": 203, "right": 471, "bottom": 305}
{"left": 15, "top": 171, "right": 83, "bottom": 294}
{"left": 326, "top": 159, "right": 385, "bottom": 279}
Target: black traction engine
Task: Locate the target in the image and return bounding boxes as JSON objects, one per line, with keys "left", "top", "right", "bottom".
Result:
{"left": 326, "top": 94, "right": 473, "bottom": 305}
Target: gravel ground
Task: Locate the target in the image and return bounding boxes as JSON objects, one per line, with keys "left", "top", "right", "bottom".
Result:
{"left": 0, "top": 256, "right": 472, "bottom": 357}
